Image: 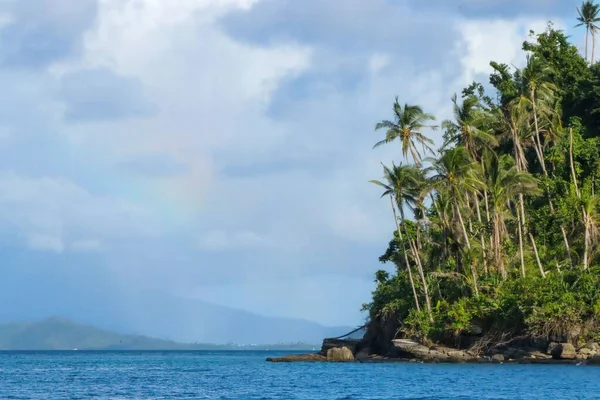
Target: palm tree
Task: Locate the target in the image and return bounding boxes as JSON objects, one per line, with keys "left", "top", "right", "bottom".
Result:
{"left": 370, "top": 163, "right": 433, "bottom": 320}
{"left": 575, "top": 1, "right": 600, "bottom": 63}
{"left": 582, "top": 194, "right": 600, "bottom": 270}
{"left": 517, "top": 55, "right": 559, "bottom": 175}
{"left": 428, "top": 146, "right": 483, "bottom": 294}
{"left": 442, "top": 94, "right": 497, "bottom": 274}
{"left": 374, "top": 98, "right": 437, "bottom": 167}
{"left": 442, "top": 94, "right": 497, "bottom": 158}
{"left": 484, "top": 154, "right": 541, "bottom": 278}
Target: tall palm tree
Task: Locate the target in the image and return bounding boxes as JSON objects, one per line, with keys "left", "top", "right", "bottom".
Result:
{"left": 484, "top": 154, "right": 541, "bottom": 278}
{"left": 442, "top": 94, "right": 498, "bottom": 158}
{"left": 374, "top": 98, "right": 437, "bottom": 167}
{"left": 428, "top": 146, "right": 483, "bottom": 294}
{"left": 582, "top": 193, "right": 600, "bottom": 270}
{"left": 370, "top": 163, "right": 433, "bottom": 321}
{"left": 517, "top": 54, "right": 559, "bottom": 174}
{"left": 442, "top": 94, "right": 497, "bottom": 275}
{"left": 576, "top": 1, "right": 600, "bottom": 62}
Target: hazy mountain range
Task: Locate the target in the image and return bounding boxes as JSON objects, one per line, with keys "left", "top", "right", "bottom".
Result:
{"left": 0, "top": 317, "right": 329, "bottom": 350}
{"left": 0, "top": 289, "right": 356, "bottom": 344}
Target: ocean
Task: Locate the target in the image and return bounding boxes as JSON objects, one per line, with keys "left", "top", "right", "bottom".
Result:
{"left": 0, "top": 350, "right": 598, "bottom": 399}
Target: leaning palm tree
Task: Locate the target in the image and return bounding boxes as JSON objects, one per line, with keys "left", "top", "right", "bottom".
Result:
{"left": 427, "top": 146, "right": 483, "bottom": 295}
{"left": 370, "top": 163, "right": 429, "bottom": 319}
{"left": 442, "top": 94, "right": 497, "bottom": 159}
{"left": 575, "top": 1, "right": 600, "bottom": 62}
{"left": 485, "top": 154, "right": 542, "bottom": 278}
{"left": 374, "top": 98, "right": 437, "bottom": 167}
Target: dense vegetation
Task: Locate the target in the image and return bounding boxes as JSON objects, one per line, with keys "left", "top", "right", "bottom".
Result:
{"left": 364, "top": 3, "right": 600, "bottom": 350}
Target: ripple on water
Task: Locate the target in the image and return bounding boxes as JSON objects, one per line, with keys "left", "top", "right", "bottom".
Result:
{"left": 0, "top": 351, "right": 598, "bottom": 399}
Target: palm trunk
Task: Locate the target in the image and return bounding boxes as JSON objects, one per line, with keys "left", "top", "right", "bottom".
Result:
{"left": 593, "top": 30, "right": 597, "bottom": 64}
{"left": 474, "top": 196, "right": 488, "bottom": 275}
{"left": 529, "top": 232, "right": 545, "bottom": 278}
{"left": 586, "top": 27, "right": 590, "bottom": 62}
{"left": 404, "top": 222, "right": 433, "bottom": 322}
{"left": 530, "top": 91, "right": 547, "bottom": 175}
{"left": 455, "top": 202, "right": 479, "bottom": 296}
{"left": 584, "top": 220, "right": 590, "bottom": 271}
{"left": 516, "top": 206, "right": 526, "bottom": 278}
{"left": 492, "top": 211, "right": 506, "bottom": 279}
{"left": 570, "top": 128, "right": 581, "bottom": 198}
{"left": 390, "top": 196, "right": 421, "bottom": 312}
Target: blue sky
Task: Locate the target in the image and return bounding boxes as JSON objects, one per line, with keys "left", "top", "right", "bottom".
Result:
{"left": 0, "top": 0, "right": 586, "bottom": 327}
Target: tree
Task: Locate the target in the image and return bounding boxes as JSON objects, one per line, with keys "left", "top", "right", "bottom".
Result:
{"left": 428, "top": 146, "right": 483, "bottom": 294}
{"left": 370, "top": 163, "right": 433, "bottom": 321}
{"left": 575, "top": 1, "right": 600, "bottom": 63}
{"left": 374, "top": 99, "right": 437, "bottom": 167}
{"left": 484, "top": 154, "right": 541, "bottom": 278}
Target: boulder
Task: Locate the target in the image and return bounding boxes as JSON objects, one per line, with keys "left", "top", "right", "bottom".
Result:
{"left": 491, "top": 354, "right": 504, "bottom": 363}
{"left": 547, "top": 342, "right": 560, "bottom": 355}
{"left": 266, "top": 353, "right": 326, "bottom": 362}
{"left": 326, "top": 346, "right": 355, "bottom": 362}
{"left": 579, "top": 347, "right": 594, "bottom": 355}
{"left": 392, "top": 339, "right": 431, "bottom": 359}
{"left": 587, "top": 355, "right": 600, "bottom": 365}
{"left": 551, "top": 343, "right": 577, "bottom": 360}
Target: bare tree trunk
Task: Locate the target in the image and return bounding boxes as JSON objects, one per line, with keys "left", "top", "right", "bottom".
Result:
{"left": 584, "top": 220, "right": 590, "bottom": 271}
{"left": 530, "top": 91, "right": 547, "bottom": 175}
{"left": 593, "top": 30, "right": 597, "bottom": 64}
{"left": 586, "top": 27, "right": 590, "bottom": 62}
{"left": 455, "top": 202, "right": 479, "bottom": 296}
{"left": 517, "top": 206, "right": 526, "bottom": 278}
{"left": 405, "top": 225, "right": 433, "bottom": 322}
{"left": 570, "top": 128, "right": 581, "bottom": 198}
{"left": 529, "top": 233, "right": 545, "bottom": 277}
{"left": 474, "top": 196, "right": 488, "bottom": 275}
{"left": 494, "top": 212, "right": 506, "bottom": 279}
{"left": 390, "top": 196, "right": 421, "bottom": 312}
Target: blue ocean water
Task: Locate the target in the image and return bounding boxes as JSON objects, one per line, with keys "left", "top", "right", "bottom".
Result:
{"left": 0, "top": 350, "right": 598, "bottom": 399}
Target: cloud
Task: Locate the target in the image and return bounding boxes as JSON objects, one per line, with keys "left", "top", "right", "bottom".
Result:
{"left": 0, "top": 0, "right": 97, "bottom": 68}
{"left": 0, "top": 0, "right": 584, "bottom": 326}
{"left": 58, "top": 67, "right": 157, "bottom": 122}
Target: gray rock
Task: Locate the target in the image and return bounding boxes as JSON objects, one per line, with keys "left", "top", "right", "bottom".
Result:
{"left": 491, "top": 354, "right": 504, "bottom": 363}
{"left": 327, "top": 346, "right": 354, "bottom": 362}
{"left": 392, "top": 339, "right": 430, "bottom": 358}
{"left": 266, "top": 353, "right": 326, "bottom": 362}
{"left": 588, "top": 355, "right": 600, "bottom": 365}
{"left": 551, "top": 343, "right": 577, "bottom": 360}
{"left": 547, "top": 342, "right": 560, "bottom": 355}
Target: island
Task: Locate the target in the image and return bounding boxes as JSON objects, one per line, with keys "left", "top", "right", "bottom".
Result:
{"left": 269, "top": 5, "right": 600, "bottom": 366}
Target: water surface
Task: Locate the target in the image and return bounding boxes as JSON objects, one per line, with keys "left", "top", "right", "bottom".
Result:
{"left": 0, "top": 351, "right": 597, "bottom": 399}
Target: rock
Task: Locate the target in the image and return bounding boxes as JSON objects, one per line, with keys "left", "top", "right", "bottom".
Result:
{"left": 426, "top": 350, "right": 449, "bottom": 362}
{"left": 392, "top": 339, "right": 430, "bottom": 359}
{"left": 528, "top": 351, "right": 551, "bottom": 360}
{"left": 547, "top": 342, "right": 560, "bottom": 355}
{"left": 469, "top": 324, "right": 483, "bottom": 335}
{"left": 579, "top": 347, "right": 594, "bottom": 355}
{"left": 587, "top": 355, "right": 600, "bottom": 365}
{"left": 327, "top": 346, "right": 354, "bottom": 362}
{"left": 503, "top": 347, "right": 519, "bottom": 359}
{"left": 576, "top": 353, "right": 589, "bottom": 360}
{"left": 491, "top": 354, "right": 504, "bottom": 363}
{"left": 355, "top": 346, "right": 372, "bottom": 361}
{"left": 551, "top": 343, "right": 577, "bottom": 360}
{"left": 266, "top": 353, "right": 326, "bottom": 362}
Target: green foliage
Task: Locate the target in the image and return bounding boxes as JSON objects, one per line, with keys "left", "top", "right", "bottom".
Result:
{"left": 366, "top": 14, "right": 600, "bottom": 346}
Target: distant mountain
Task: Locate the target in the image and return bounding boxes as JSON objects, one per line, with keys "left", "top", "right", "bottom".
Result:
{"left": 0, "top": 317, "right": 323, "bottom": 350}
{"left": 0, "top": 288, "right": 357, "bottom": 344}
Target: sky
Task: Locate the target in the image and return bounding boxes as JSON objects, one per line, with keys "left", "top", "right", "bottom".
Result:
{"left": 0, "top": 0, "right": 587, "bottom": 327}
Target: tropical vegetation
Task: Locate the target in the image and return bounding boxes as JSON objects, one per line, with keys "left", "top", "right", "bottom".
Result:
{"left": 364, "top": 7, "right": 600, "bottom": 350}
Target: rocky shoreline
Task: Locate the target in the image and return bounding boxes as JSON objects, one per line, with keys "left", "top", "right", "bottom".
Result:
{"left": 266, "top": 337, "right": 600, "bottom": 366}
